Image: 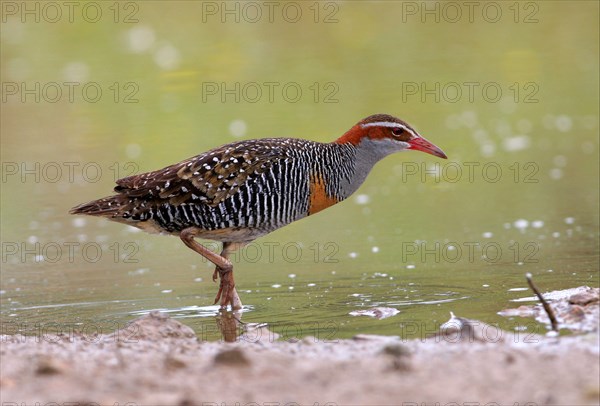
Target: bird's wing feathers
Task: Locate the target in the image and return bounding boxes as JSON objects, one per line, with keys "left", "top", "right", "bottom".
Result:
{"left": 115, "top": 141, "right": 289, "bottom": 207}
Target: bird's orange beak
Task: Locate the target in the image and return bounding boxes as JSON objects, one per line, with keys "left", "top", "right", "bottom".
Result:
{"left": 408, "top": 136, "right": 448, "bottom": 159}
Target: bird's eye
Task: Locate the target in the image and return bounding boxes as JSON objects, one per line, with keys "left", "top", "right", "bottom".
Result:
{"left": 391, "top": 126, "right": 412, "bottom": 141}
{"left": 391, "top": 128, "right": 405, "bottom": 136}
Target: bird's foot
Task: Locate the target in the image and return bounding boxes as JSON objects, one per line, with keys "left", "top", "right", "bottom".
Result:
{"left": 213, "top": 268, "right": 237, "bottom": 309}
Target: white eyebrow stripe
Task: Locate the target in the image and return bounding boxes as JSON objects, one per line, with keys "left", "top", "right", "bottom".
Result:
{"left": 361, "top": 121, "right": 404, "bottom": 128}
{"left": 361, "top": 121, "right": 419, "bottom": 137}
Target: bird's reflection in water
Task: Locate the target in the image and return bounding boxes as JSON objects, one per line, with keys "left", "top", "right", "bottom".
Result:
{"left": 215, "top": 309, "right": 241, "bottom": 342}
{"left": 215, "top": 309, "right": 280, "bottom": 343}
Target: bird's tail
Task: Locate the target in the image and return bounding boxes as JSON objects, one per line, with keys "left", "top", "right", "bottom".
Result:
{"left": 69, "top": 195, "right": 123, "bottom": 217}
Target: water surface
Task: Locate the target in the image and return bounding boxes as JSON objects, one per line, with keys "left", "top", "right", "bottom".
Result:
{"left": 1, "top": 1, "right": 598, "bottom": 341}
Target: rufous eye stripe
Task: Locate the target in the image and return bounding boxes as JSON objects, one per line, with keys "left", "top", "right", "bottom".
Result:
{"left": 360, "top": 122, "right": 418, "bottom": 138}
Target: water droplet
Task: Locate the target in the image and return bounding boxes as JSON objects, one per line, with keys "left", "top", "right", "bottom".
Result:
{"left": 129, "top": 268, "right": 149, "bottom": 276}
{"left": 480, "top": 143, "right": 496, "bottom": 157}
{"left": 127, "top": 26, "right": 155, "bottom": 53}
{"left": 549, "top": 168, "right": 563, "bottom": 180}
{"left": 513, "top": 219, "right": 529, "bottom": 230}
{"left": 502, "top": 136, "right": 530, "bottom": 152}
{"left": 461, "top": 111, "right": 477, "bottom": 128}
{"left": 581, "top": 141, "right": 595, "bottom": 154}
{"left": 229, "top": 119, "right": 247, "bottom": 138}
{"left": 72, "top": 218, "right": 86, "bottom": 228}
{"left": 153, "top": 43, "right": 181, "bottom": 70}
{"left": 126, "top": 143, "right": 142, "bottom": 159}
{"left": 63, "top": 61, "right": 89, "bottom": 82}
{"left": 516, "top": 119, "right": 533, "bottom": 133}
{"left": 553, "top": 155, "right": 567, "bottom": 167}
{"left": 354, "top": 194, "right": 371, "bottom": 205}
{"left": 555, "top": 115, "right": 572, "bottom": 132}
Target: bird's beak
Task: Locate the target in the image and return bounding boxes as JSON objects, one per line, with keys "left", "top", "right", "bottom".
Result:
{"left": 407, "top": 136, "right": 448, "bottom": 159}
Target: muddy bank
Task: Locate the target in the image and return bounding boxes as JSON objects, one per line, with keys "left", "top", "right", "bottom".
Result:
{"left": 1, "top": 311, "right": 599, "bottom": 406}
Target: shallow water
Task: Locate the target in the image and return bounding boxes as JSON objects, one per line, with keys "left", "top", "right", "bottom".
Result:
{"left": 1, "top": 1, "right": 598, "bottom": 341}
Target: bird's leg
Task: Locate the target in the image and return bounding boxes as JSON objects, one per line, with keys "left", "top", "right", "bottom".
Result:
{"left": 215, "top": 242, "right": 243, "bottom": 310}
{"left": 179, "top": 228, "right": 242, "bottom": 310}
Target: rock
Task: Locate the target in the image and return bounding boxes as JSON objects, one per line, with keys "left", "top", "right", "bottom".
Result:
{"left": 35, "top": 355, "right": 66, "bottom": 375}
{"left": 381, "top": 344, "right": 411, "bottom": 357}
{"left": 569, "top": 292, "right": 599, "bottom": 306}
{"left": 349, "top": 307, "right": 400, "bottom": 320}
{"left": 301, "top": 336, "right": 317, "bottom": 345}
{"left": 500, "top": 286, "right": 599, "bottom": 333}
{"left": 114, "top": 311, "right": 196, "bottom": 342}
{"left": 214, "top": 348, "right": 250, "bottom": 367}
{"left": 498, "top": 305, "right": 537, "bottom": 317}
{"left": 381, "top": 344, "right": 412, "bottom": 372}
{"left": 164, "top": 355, "right": 187, "bottom": 370}
{"left": 568, "top": 305, "right": 586, "bottom": 321}
{"left": 431, "top": 312, "right": 506, "bottom": 343}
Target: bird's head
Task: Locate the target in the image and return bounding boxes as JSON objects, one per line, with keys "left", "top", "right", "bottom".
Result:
{"left": 335, "top": 114, "right": 447, "bottom": 159}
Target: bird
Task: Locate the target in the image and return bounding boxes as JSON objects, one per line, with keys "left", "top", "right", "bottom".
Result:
{"left": 70, "top": 114, "right": 447, "bottom": 310}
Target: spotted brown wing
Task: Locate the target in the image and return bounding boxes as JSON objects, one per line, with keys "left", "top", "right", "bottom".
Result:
{"left": 114, "top": 141, "right": 289, "bottom": 207}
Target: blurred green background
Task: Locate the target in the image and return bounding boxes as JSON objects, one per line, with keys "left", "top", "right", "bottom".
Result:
{"left": 1, "top": 1, "right": 598, "bottom": 340}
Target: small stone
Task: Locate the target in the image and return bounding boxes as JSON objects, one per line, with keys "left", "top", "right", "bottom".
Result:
{"left": 382, "top": 345, "right": 412, "bottom": 372}
{"left": 567, "top": 305, "right": 586, "bottom": 321}
{"left": 116, "top": 311, "right": 196, "bottom": 341}
{"left": 214, "top": 348, "right": 250, "bottom": 367}
{"left": 164, "top": 356, "right": 187, "bottom": 370}
{"left": 301, "top": 336, "right": 317, "bottom": 345}
{"left": 569, "top": 292, "right": 599, "bottom": 306}
{"left": 36, "top": 356, "right": 66, "bottom": 375}
{"left": 381, "top": 344, "right": 411, "bottom": 358}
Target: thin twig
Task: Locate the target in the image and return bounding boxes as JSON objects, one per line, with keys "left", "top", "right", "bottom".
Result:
{"left": 526, "top": 273, "right": 559, "bottom": 332}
